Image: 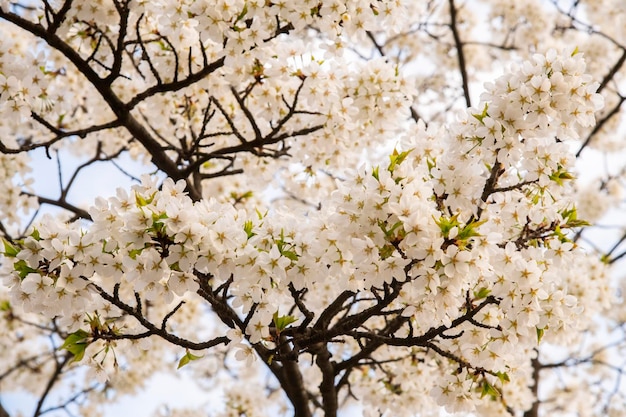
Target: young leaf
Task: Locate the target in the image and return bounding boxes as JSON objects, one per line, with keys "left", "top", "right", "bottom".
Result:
{"left": 472, "top": 103, "right": 489, "bottom": 124}
{"left": 495, "top": 371, "right": 510, "bottom": 384}
{"left": 281, "top": 250, "right": 299, "bottom": 262}
{"left": 135, "top": 191, "right": 156, "bottom": 207}
{"left": 388, "top": 149, "right": 412, "bottom": 172}
{"left": 13, "top": 260, "right": 40, "bottom": 279}
{"left": 372, "top": 166, "right": 380, "bottom": 181}
{"left": 177, "top": 349, "right": 204, "bottom": 369}
{"left": 1, "top": 238, "right": 19, "bottom": 258}
{"left": 30, "top": 228, "right": 41, "bottom": 241}
{"left": 273, "top": 312, "right": 298, "bottom": 333}
{"left": 61, "top": 329, "right": 90, "bottom": 363}
{"left": 244, "top": 220, "right": 256, "bottom": 239}
{"left": 457, "top": 219, "right": 486, "bottom": 241}
{"left": 536, "top": 327, "right": 545, "bottom": 344}
{"left": 480, "top": 380, "right": 500, "bottom": 399}
{"left": 473, "top": 287, "right": 491, "bottom": 300}
{"left": 549, "top": 167, "right": 575, "bottom": 186}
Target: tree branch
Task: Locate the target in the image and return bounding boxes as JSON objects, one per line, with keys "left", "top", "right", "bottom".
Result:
{"left": 576, "top": 94, "right": 626, "bottom": 157}
{"left": 87, "top": 280, "right": 229, "bottom": 350}
{"left": 315, "top": 344, "right": 337, "bottom": 417}
{"left": 278, "top": 333, "right": 312, "bottom": 417}
{"left": 33, "top": 353, "right": 71, "bottom": 417}
{"left": 0, "top": 9, "right": 192, "bottom": 195}
{"left": 448, "top": 0, "right": 471, "bottom": 108}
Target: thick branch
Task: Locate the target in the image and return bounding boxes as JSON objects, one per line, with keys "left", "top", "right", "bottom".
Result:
{"left": 278, "top": 334, "right": 312, "bottom": 417}
{"left": 328, "top": 280, "right": 407, "bottom": 337}
{"left": 315, "top": 345, "right": 337, "bottom": 417}
{"left": 335, "top": 315, "right": 407, "bottom": 373}
{"left": 476, "top": 161, "right": 503, "bottom": 219}
{"left": 46, "top": 0, "right": 73, "bottom": 35}
{"left": 313, "top": 291, "right": 355, "bottom": 331}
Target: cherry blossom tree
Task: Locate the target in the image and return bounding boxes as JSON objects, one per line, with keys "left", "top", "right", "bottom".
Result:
{"left": 0, "top": 1, "right": 625, "bottom": 416}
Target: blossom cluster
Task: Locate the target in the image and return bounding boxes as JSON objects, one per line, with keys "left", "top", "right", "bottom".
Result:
{"left": 1, "top": 1, "right": 414, "bottom": 216}
{"left": 0, "top": 0, "right": 625, "bottom": 415}
{"left": 0, "top": 49, "right": 613, "bottom": 415}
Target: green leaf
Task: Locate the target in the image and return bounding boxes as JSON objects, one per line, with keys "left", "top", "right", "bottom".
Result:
{"left": 571, "top": 46, "right": 579, "bottom": 56}
{"left": 388, "top": 149, "right": 412, "bottom": 172}
{"left": 536, "top": 327, "right": 545, "bottom": 344}
{"left": 177, "top": 349, "right": 204, "bottom": 369}
{"left": 243, "top": 220, "right": 255, "bottom": 239}
{"left": 473, "top": 287, "right": 491, "bottom": 300}
{"left": 379, "top": 244, "right": 395, "bottom": 260}
{"left": 152, "top": 211, "right": 168, "bottom": 222}
{"left": 30, "top": 228, "right": 41, "bottom": 241}
{"left": 273, "top": 312, "right": 298, "bottom": 333}
{"left": 434, "top": 214, "right": 460, "bottom": 238}
{"left": 553, "top": 225, "right": 570, "bottom": 244}
{"left": 135, "top": 191, "right": 156, "bottom": 207}
{"left": 472, "top": 103, "right": 489, "bottom": 124}
{"left": 566, "top": 219, "right": 590, "bottom": 228}
{"left": 560, "top": 207, "right": 590, "bottom": 228}
{"left": 61, "top": 329, "right": 90, "bottom": 363}
{"left": 480, "top": 380, "right": 500, "bottom": 399}
{"left": 255, "top": 208, "right": 268, "bottom": 220}
{"left": 1, "top": 239, "right": 19, "bottom": 258}
{"left": 14, "top": 260, "right": 39, "bottom": 279}
{"left": 281, "top": 250, "right": 299, "bottom": 262}
{"left": 0, "top": 300, "right": 10, "bottom": 312}
{"left": 372, "top": 166, "right": 380, "bottom": 181}
{"left": 495, "top": 371, "right": 510, "bottom": 384}
{"left": 383, "top": 380, "right": 402, "bottom": 394}
{"left": 128, "top": 248, "right": 143, "bottom": 260}
{"left": 457, "top": 219, "right": 486, "bottom": 241}
{"left": 560, "top": 207, "right": 576, "bottom": 222}
{"left": 549, "top": 167, "right": 575, "bottom": 186}
{"left": 426, "top": 157, "right": 436, "bottom": 173}
{"left": 230, "top": 190, "right": 254, "bottom": 203}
